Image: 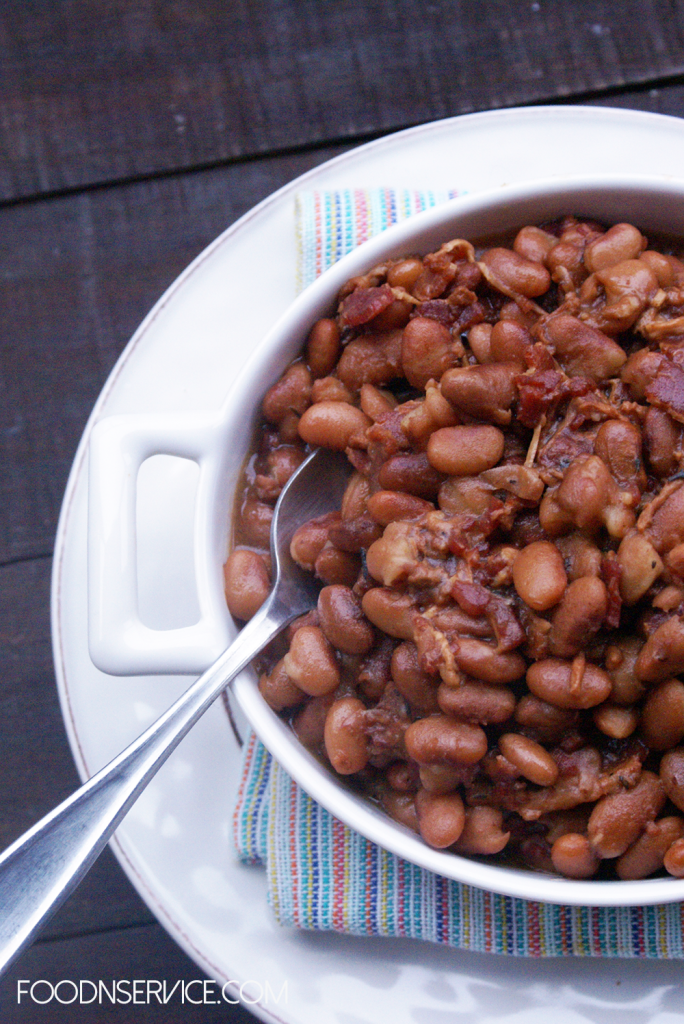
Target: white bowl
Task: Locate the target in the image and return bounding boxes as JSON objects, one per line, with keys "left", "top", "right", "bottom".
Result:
{"left": 88, "top": 173, "right": 684, "bottom": 907}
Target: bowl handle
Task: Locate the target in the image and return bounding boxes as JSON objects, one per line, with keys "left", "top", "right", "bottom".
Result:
{"left": 87, "top": 412, "right": 233, "bottom": 676}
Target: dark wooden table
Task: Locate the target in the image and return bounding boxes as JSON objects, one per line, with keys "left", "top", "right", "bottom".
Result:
{"left": 3, "top": 2, "right": 684, "bottom": 1020}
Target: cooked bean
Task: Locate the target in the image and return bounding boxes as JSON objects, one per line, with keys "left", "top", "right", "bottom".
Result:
{"left": 313, "top": 544, "right": 360, "bottom": 587}
{"left": 514, "top": 225, "right": 558, "bottom": 264}
{"left": 290, "top": 513, "right": 338, "bottom": 570}
{"left": 592, "top": 702, "right": 639, "bottom": 739}
{"left": 259, "top": 658, "right": 305, "bottom": 712}
{"left": 379, "top": 787, "right": 420, "bottom": 832}
{"left": 644, "top": 407, "right": 681, "bottom": 477}
{"left": 440, "top": 363, "right": 518, "bottom": 425}
{"left": 401, "top": 316, "right": 456, "bottom": 389}
{"left": 328, "top": 514, "right": 382, "bottom": 552}
{"left": 605, "top": 637, "right": 646, "bottom": 705}
{"left": 480, "top": 247, "right": 550, "bottom": 298}
{"left": 636, "top": 616, "right": 684, "bottom": 683}
{"left": 556, "top": 533, "right": 602, "bottom": 580}
{"left": 378, "top": 452, "right": 444, "bottom": 498}
{"left": 661, "top": 747, "right": 684, "bottom": 812}
{"left": 437, "top": 679, "right": 515, "bottom": 724}
{"left": 621, "top": 348, "right": 667, "bottom": 399}
{"left": 617, "top": 532, "right": 663, "bottom": 605}
{"left": 359, "top": 383, "right": 396, "bottom": 421}
{"left": 298, "top": 401, "right": 372, "bottom": 449}
{"left": 262, "top": 362, "right": 312, "bottom": 423}
{"left": 223, "top": 549, "right": 270, "bottom": 621}
{"left": 498, "top": 733, "right": 558, "bottom": 786}
{"left": 404, "top": 716, "right": 487, "bottom": 766}
{"left": 336, "top": 331, "right": 403, "bottom": 390}
{"left": 588, "top": 771, "right": 665, "bottom": 859}
{"left": 391, "top": 642, "right": 439, "bottom": 713}
{"left": 418, "top": 763, "right": 463, "bottom": 795}
{"left": 594, "top": 419, "right": 644, "bottom": 490}
{"left": 415, "top": 789, "right": 466, "bottom": 848}
{"left": 292, "top": 693, "right": 336, "bottom": 747}
{"left": 551, "top": 834, "right": 600, "bottom": 879}
{"left": 427, "top": 425, "right": 505, "bottom": 476}
{"left": 584, "top": 223, "right": 646, "bottom": 272}
{"left": 467, "top": 322, "right": 493, "bottom": 363}
{"left": 386, "top": 760, "right": 419, "bottom": 793}
{"left": 239, "top": 499, "right": 273, "bottom": 548}
{"left": 387, "top": 256, "right": 424, "bottom": 291}
{"left": 489, "top": 319, "right": 533, "bottom": 367}
{"left": 514, "top": 694, "right": 579, "bottom": 743}
{"left": 526, "top": 657, "right": 612, "bottom": 709}
{"left": 617, "top": 816, "right": 684, "bottom": 880}
{"left": 317, "top": 585, "right": 374, "bottom": 655}
{"left": 512, "top": 541, "right": 567, "bottom": 612}
{"left": 452, "top": 637, "right": 526, "bottom": 684}
{"left": 452, "top": 806, "right": 510, "bottom": 856}
{"left": 640, "top": 678, "right": 684, "bottom": 751}
{"left": 540, "top": 314, "right": 626, "bottom": 381}
{"left": 548, "top": 576, "right": 608, "bottom": 658}
{"left": 340, "top": 471, "right": 371, "bottom": 520}
{"left": 324, "top": 697, "right": 369, "bottom": 774}
{"left": 361, "top": 588, "right": 416, "bottom": 640}
{"left": 438, "top": 476, "right": 494, "bottom": 516}
{"left": 311, "top": 376, "right": 353, "bottom": 404}
{"left": 367, "top": 490, "right": 435, "bottom": 525}
{"left": 283, "top": 625, "right": 340, "bottom": 696}
{"left": 306, "top": 318, "right": 341, "bottom": 378}
{"left": 664, "top": 836, "right": 684, "bottom": 877}
{"left": 644, "top": 482, "right": 684, "bottom": 553}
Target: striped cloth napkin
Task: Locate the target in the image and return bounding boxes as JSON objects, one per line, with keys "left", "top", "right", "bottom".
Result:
{"left": 232, "top": 187, "right": 684, "bottom": 958}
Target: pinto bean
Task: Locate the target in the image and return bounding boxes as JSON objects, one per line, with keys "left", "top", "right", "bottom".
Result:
{"left": 404, "top": 716, "right": 487, "bottom": 766}
{"left": 289, "top": 513, "right": 338, "bottom": 570}
{"left": 479, "top": 247, "right": 550, "bottom": 298}
{"left": 223, "top": 549, "right": 270, "bottom": 620}
{"left": 556, "top": 455, "right": 634, "bottom": 539}
{"left": 437, "top": 679, "right": 515, "bottom": 724}
{"left": 292, "top": 693, "right": 336, "bottom": 747}
{"left": 336, "top": 330, "right": 403, "bottom": 390}
{"left": 489, "top": 320, "right": 533, "bottom": 367}
{"left": 467, "top": 322, "right": 493, "bottom": 363}
{"left": 452, "top": 806, "right": 510, "bottom": 856}
{"left": 340, "top": 471, "right": 371, "bottom": 520}
{"left": 644, "top": 407, "right": 681, "bottom": 477}
{"left": 359, "top": 383, "right": 396, "bottom": 421}
{"left": 514, "top": 225, "right": 558, "bottom": 264}
{"left": 661, "top": 748, "right": 684, "bottom": 812}
{"left": 512, "top": 541, "right": 567, "bottom": 612}
{"left": 452, "top": 637, "right": 526, "bottom": 684}
{"left": 440, "top": 363, "right": 518, "bottom": 425}
{"left": 526, "top": 657, "right": 613, "bottom": 709}
{"left": 415, "top": 788, "right": 466, "bottom": 848}
{"left": 387, "top": 257, "right": 424, "bottom": 291}
{"left": 617, "top": 532, "right": 663, "bottom": 605}
{"left": 621, "top": 348, "right": 667, "bottom": 400}
{"left": 548, "top": 576, "right": 608, "bottom": 658}
{"left": 418, "top": 763, "right": 463, "bottom": 795}
{"left": 616, "top": 816, "right": 684, "bottom": 880}
{"left": 498, "top": 733, "right": 558, "bottom": 786}
{"left": 540, "top": 314, "right": 626, "bottom": 381}
{"left": 636, "top": 616, "right": 684, "bottom": 683}
{"left": 664, "top": 836, "right": 684, "bottom": 876}
{"left": 262, "top": 362, "right": 312, "bottom": 423}
{"left": 401, "top": 316, "right": 456, "bottom": 389}
{"left": 584, "top": 223, "right": 646, "bottom": 272}
{"left": 298, "top": 401, "right": 372, "bottom": 450}
{"left": 367, "top": 490, "right": 435, "bottom": 525}
{"left": 644, "top": 482, "right": 684, "bottom": 553}
{"left": 514, "top": 694, "right": 579, "bottom": 743}
{"left": 313, "top": 544, "right": 360, "bottom": 587}
{"left": 378, "top": 452, "right": 444, "bottom": 498}
{"left": 640, "top": 679, "right": 684, "bottom": 751}
{"left": 438, "top": 476, "right": 494, "bottom": 516}
{"left": 324, "top": 697, "right": 369, "bottom": 774}
{"left": 391, "top": 642, "right": 439, "bottom": 713}
{"left": 259, "top": 657, "right": 305, "bottom": 712}
{"left": 306, "top": 319, "right": 340, "bottom": 378}
{"left": 427, "top": 425, "right": 505, "bottom": 476}
{"left": 317, "top": 585, "right": 375, "bottom": 655}
{"left": 605, "top": 637, "right": 646, "bottom": 705}
{"left": 551, "top": 834, "right": 601, "bottom": 879}
{"left": 361, "top": 588, "right": 416, "bottom": 640}
{"left": 588, "top": 771, "right": 665, "bottom": 859}
{"left": 239, "top": 499, "right": 273, "bottom": 548}
{"left": 283, "top": 625, "right": 340, "bottom": 696}
{"left": 592, "top": 702, "right": 639, "bottom": 739}
{"left": 556, "top": 533, "right": 602, "bottom": 580}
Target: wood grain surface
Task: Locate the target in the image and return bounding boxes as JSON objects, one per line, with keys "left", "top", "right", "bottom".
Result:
{"left": 3, "top": 1, "right": 684, "bottom": 1020}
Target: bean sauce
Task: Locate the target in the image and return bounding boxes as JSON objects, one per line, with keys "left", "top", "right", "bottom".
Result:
{"left": 226, "top": 216, "right": 684, "bottom": 881}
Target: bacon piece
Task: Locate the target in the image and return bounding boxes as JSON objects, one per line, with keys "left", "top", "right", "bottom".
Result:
{"left": 339, "top": 283, "right": 395, "bottom": 327}
{"left": 645, "top": 359, "right": 684, "bottom": 424}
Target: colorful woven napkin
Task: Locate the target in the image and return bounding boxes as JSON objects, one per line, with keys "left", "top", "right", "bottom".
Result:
{"left": 232, "top": 187, "right": 684, "bottom": 958}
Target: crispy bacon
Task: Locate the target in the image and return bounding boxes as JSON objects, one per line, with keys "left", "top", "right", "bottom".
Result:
{"left": 339, "top": 283, "right": 395, "bottom": 327}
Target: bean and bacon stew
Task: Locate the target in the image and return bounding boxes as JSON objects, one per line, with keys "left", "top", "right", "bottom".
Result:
{"left": 224, "top": 216, "right": 684, "bottom": 881}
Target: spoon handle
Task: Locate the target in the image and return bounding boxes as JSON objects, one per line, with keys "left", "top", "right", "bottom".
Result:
{"left": 0, "top": 589, "right": 290, "bottom": 977}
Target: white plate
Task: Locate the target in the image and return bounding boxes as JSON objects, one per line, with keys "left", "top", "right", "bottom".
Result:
{"left": 52, "top": 106, "right": 684, "bottom": 1023}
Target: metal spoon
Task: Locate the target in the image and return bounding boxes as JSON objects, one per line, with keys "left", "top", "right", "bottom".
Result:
{"left": 0, "top": 445, "right": 350, "bottom": 976}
